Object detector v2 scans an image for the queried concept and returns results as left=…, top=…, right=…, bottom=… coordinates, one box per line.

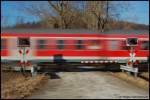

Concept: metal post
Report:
left=23, top=47, right=25, bottom=71
left=127, top=46, right=133, bottom=76
left=22, top=47, right=26, bottom=77
left=31, top=66, right=34, bottom=77
left=130, top=46, right=133, bottom=68
left=134, top=72, right=137, bottom=78
left=127, top=71, right=131, bottom=76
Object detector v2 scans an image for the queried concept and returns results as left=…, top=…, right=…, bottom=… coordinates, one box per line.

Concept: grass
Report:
left=111, top=72, right=149, bottom=90
left=1, top=72, right=48, bottom=99
left=140, top=72, right=149, bottom=79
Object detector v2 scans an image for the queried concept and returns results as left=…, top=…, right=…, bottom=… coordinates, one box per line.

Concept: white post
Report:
left=131, top=46, right=134, bottom=68
left=134, top=68, right=138, bottom=78
left=23, top=47, right=25, bottom=71
left=127, top=71, right=131, bottom=75
left=31, top=66, right=34, bottom=77
left=134, top=72, right=137, bottom=77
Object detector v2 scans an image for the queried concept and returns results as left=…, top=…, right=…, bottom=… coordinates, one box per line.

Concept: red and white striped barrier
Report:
left=81, top=60, right=117, bottom=64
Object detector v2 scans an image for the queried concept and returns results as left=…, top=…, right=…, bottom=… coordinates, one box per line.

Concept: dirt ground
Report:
left=27, top=72, right=149, bottom=99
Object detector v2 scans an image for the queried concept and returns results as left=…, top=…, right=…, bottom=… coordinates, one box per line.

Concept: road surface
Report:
left=27, top=72, right=149, bottom=99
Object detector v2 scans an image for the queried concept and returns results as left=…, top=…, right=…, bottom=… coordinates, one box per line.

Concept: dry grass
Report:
left=1, top=72, right=48, bottom=99
left=111, top=72, right=149, bottom=90
left=140, top=72, right=149, bottom=79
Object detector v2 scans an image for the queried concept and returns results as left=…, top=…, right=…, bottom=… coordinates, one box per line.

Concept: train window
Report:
left=108, top=40, right=119, bottom=50
left=37, top=40, right=46, bottom=49
left=57, top=40, right=64, bottom=49
left=88, top=40, right=100, bottom=49
left=76, top=40, right=84, bottom=49
left=18, top=38, right=30, bottom=47
left=141, top=41, right=149, bottom=50
left=1, top=39, right=6, bottom=49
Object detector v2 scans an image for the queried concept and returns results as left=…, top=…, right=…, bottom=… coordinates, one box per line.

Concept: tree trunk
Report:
left=97, top=19, right=101, bottom=31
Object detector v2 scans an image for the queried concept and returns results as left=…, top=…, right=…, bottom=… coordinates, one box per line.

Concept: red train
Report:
left=1, top=29, right=149, bottom=66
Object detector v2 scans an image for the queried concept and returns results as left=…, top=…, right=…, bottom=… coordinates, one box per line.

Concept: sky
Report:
left=119, top=1, right=149, bottom=25
left=1, top=1, right=149, bottom=27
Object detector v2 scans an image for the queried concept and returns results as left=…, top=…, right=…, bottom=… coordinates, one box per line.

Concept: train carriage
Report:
left=1, top=29, right=149, bottom=67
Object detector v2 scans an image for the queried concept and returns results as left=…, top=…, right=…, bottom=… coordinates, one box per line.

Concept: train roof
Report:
left=102, top=30, right=149, bottom=35
left=1, top=28, right=149, bottom=35
left=1, top=29, right=97, bottom=34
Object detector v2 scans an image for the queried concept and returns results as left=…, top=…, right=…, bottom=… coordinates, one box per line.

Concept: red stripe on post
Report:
left=19, top=61, right=22, bottom=65
left=26, top=61, right=30, bottom=66
left=19, top=50, right=22, bottom=54
left=128, top=61, right=131, bottom=65
left=26, top=50, right=29, bottom=54
left=134, top=60, right=139, bottom=65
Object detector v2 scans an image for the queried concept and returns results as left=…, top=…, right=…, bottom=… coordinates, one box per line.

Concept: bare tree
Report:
left=14, top=1, right=130, bottom=30
left=85, top=1, right=129, bottom=32
left=16, top=1, right=77, bottom=28
left=16, top=16, right=25, bottom=25
left=16, top=1, right=52, bottom=19
left=1, top=15, right=10, bottom=28
left=48, top=1, right=77, bottom=29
